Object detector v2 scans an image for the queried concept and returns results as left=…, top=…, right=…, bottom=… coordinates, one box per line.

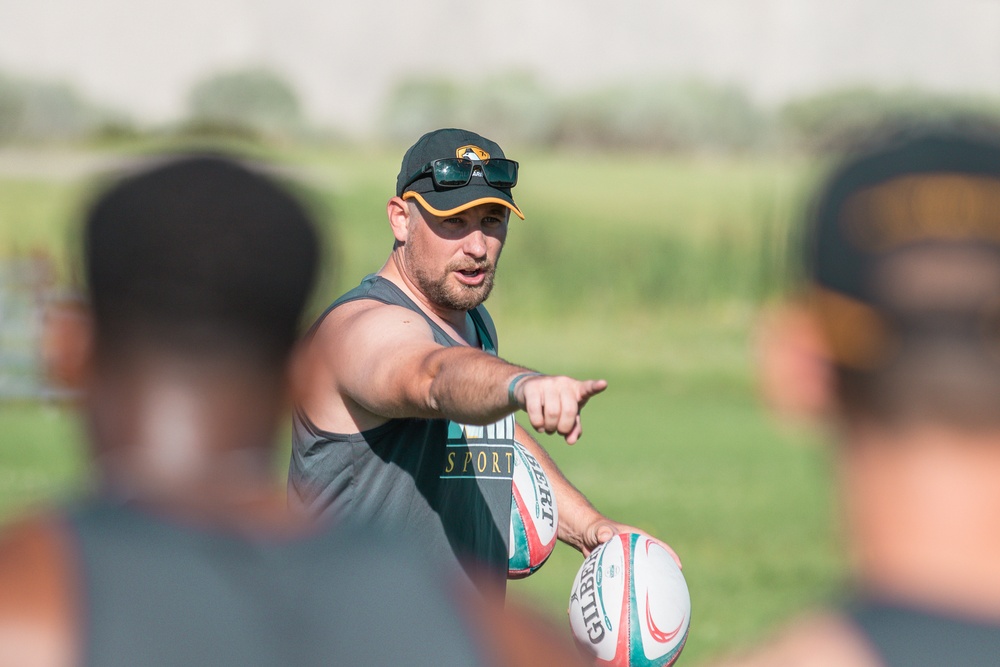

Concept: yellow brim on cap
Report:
left=809, top=285, right=894, bottom=370
left=403, top=191, right=525, bottom=220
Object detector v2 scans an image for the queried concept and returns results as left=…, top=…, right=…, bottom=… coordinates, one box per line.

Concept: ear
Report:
left=754, top=302, right=835, bottom=423
left=386, top=196, right=412, bottom=245
left=41, top=298, right=93, bottom=392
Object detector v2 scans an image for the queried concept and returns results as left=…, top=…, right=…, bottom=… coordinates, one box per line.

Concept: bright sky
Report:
left=1, top=0, right=998, bottom=132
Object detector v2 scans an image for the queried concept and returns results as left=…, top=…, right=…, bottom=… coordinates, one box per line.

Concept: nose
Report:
left=464, top=228, right=487, bottom=258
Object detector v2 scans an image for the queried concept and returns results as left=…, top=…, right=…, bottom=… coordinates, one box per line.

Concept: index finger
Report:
left=579, top=379, right=608, bottom=402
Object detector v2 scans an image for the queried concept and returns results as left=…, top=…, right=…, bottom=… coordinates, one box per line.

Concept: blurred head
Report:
left=801, top=121, right=1000, bottom=428
left=395, top=128, right=524, bottom=221
left=83, top=154, right=319, bottom=377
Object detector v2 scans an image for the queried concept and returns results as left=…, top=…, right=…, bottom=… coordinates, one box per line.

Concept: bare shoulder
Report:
left=311, top=298, right=437, bottom=353
left=0, top=513, right=76, bottom=667
left=709, top=612, right=882, bottom=667
left=298, top=297, right=445, bottom=430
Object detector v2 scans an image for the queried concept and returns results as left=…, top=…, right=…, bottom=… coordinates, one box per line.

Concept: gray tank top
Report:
left=847, top=596, right=1000, bottom=666
left=288, top=275, right=516, bottom=594
left=64, top=496, right=492, bottom=667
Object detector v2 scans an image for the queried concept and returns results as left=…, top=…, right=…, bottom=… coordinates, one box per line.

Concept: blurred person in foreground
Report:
left=288, top=127, right=679, bottom=596
left=712, top=122, right=1000, bottom=666
left=0, top=154, right=583, bottom=666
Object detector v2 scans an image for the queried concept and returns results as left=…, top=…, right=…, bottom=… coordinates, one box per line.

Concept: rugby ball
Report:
left=508, top=438, right=558, bottom=578
left=568, top=533, right=690, bottom=666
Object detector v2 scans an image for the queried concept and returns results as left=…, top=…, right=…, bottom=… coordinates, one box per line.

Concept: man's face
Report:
left=402, top=201, right=509, bottom=312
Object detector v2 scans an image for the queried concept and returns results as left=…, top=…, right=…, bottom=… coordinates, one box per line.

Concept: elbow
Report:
left=417, top=349, right=449, bottom=415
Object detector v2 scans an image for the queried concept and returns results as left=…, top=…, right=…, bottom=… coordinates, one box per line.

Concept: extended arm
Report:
left=312, top=301, right=606, bottom=442
left=514, top=422, right=681, bottom=565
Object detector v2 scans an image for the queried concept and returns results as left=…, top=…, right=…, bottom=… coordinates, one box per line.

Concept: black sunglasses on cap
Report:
left=402, top=157, right=519, bottom=191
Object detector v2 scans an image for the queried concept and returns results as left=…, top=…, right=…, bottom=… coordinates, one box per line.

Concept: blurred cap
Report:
left=396, top=128, right=524, bottom=220
left=805, top=124, right=1000, bottom=369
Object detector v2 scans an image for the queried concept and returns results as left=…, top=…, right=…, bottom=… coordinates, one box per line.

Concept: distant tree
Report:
left=553, top=79, right=769, bottom=153
left=462, top=71, right=557, bottom=144
left=18, top=81, right=98, bottom=139
left=778, top=87, right=1000, bottom=152
left=380, top=71, right=556, bottom=144
left=380, top=77, right=462, bottom=142
left=0, top=73, right=24, bottom=142
left=0, top=70, right=122, bottom=144
left=381, top=73, right=770, bottom=153
left=186, top=66, right=303, bottom=137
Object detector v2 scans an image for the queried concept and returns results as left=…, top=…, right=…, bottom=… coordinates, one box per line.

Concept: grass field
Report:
left=0, top=141, right=846, bottom=664
left=499, top=308, right=846, bottom=664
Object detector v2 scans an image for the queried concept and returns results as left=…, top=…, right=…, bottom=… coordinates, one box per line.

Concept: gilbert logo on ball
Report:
left=508, top=439, right=558, bottom=578
left=568, top=533, right=690, bottom=666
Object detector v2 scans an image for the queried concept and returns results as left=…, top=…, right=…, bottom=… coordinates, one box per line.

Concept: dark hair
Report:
left=83, top=154, right=319, bottom=369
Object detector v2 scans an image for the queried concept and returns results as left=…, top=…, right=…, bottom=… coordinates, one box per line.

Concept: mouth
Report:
left=454, top=266, right=488, bottom=286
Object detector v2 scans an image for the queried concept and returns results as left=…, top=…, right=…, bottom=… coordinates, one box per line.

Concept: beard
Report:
left=404, top=231, right=501, bottom=312
left=410, top=257, right=498, bottom=312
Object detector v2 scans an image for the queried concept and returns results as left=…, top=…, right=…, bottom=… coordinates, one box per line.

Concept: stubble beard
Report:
left=404, top=232, right=501, bottom=312
left=411, top=258, right=498, bottom=312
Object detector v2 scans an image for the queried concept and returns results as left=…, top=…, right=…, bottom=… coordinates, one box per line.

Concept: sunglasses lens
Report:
left=433, top=159, right=473, bottom=187
left=483, top=159, right=518, bottom=188
left=426, top=158, right=518, bottom=189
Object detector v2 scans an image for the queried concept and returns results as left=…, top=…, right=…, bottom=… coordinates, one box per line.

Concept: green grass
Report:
left=497, top=306, right=845, bottom=664
left=0, top=402, right=88, bottom=519
left=0, top=142, right=846, bottom=665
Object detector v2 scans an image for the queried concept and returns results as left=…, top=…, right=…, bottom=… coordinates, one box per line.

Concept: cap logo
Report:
left=456, top=145, right=490, bottom=162
left=843, top=173, right=1000, bottom=252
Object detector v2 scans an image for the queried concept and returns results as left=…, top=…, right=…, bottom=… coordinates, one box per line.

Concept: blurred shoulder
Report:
left=709, top=612, right=882, bottom=667
left=459, top=583, right=588, bottom=667
left=0, top=512, right=76, bottom=666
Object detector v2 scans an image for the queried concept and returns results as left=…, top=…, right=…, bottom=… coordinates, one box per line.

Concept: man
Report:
left=289, top=127, right=677, bottom=593
left=0, top=154, right=583, bottom=666
left=713, top=123, right=1000, bottom=666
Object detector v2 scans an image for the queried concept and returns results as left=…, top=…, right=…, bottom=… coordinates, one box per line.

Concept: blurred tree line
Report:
left=2, top=64, right=1000, bottom=153
left=0, top=66, right=306, bottom=145
left=382, top=72, right=1000, bottom=153
left=0, top=70, right=126, bottom=143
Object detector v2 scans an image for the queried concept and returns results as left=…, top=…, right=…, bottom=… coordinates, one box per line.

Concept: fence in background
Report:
left=0, top=255, right=71, bottom=401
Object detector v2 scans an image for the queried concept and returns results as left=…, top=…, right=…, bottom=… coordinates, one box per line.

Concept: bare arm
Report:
left=314, top=302, right=606, bottom=441
left=0, top=516, right=76, bottom=667
left=514, top=422, right=681, bottom=564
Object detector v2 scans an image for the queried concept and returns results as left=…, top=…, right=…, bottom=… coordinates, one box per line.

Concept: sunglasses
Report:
left=402, top=157, right=519, bottom=191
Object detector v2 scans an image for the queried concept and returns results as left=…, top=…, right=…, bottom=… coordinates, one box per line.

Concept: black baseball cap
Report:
left=805, top=124, right=1000, bottom=369
left=395, top=128, right=524, bottom=220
